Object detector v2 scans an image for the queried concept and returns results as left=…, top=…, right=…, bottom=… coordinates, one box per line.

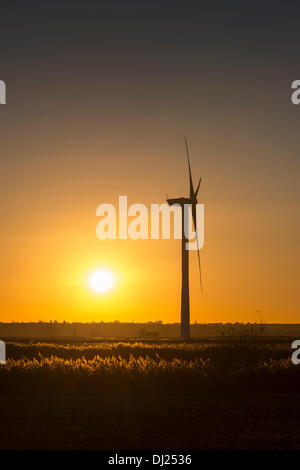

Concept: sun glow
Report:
left=90, top=269, right=114, bottom=293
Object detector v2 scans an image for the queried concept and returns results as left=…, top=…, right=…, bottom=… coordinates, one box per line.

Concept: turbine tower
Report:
left=167, top=137, right=202, bottom=338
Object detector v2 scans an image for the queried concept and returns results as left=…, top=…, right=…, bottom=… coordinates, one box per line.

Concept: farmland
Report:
left=1, top=338, right=300, bottom=449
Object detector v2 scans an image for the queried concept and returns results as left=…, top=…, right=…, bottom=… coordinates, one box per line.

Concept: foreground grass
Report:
left=5, top=340, right=290, bottom=362
left=1, top=340, right=300, bottom=449
left=0, top=340, right=298, bottom=395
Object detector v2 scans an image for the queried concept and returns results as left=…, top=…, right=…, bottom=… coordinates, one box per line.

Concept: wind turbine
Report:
left=167, top=137, right=202, bottom=338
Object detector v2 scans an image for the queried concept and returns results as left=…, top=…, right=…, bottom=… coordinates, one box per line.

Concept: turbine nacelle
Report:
left=167, top=197, right=192, bottom=207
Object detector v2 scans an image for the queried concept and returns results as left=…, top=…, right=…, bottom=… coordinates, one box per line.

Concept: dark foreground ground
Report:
left=1, top=394, right=300, bottom=449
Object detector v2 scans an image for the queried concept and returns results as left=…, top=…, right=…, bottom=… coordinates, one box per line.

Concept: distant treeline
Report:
left=1, top=321, right=300, bottom=339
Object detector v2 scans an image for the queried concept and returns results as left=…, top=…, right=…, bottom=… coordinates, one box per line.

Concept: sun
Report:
left=90, top=269, right=114, bottom=293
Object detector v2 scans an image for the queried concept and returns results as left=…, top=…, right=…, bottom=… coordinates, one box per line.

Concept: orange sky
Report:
left=0, top=123, right=299, bottom=323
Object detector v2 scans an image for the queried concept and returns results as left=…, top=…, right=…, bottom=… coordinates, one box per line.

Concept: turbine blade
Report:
left=192, top=204, right=203, bottom=292
left=195, top=177, right=201, bottom=197
left=185, top=136, right=194, bottom=198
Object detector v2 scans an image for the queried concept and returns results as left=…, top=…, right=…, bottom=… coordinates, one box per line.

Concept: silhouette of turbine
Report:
left=167, top=137, right=202, bottom=338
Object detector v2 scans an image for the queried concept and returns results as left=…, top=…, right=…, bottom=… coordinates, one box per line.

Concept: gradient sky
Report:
left=0, top=1, right=299, bottom=323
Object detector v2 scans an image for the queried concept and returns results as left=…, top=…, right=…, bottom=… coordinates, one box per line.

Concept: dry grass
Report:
left=0, top=339, right=298, bottom=395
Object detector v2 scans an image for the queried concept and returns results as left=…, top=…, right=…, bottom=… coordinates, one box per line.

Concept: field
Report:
left=1, top=338, right=300, bottom=449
